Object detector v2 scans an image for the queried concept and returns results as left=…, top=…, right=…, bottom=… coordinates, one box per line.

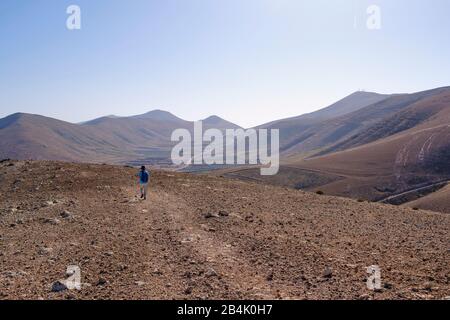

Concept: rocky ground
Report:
left=0, top=160, right=449, bottom=300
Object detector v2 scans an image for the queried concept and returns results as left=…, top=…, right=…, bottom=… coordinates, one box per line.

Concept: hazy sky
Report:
left=1, top=0, right=450, bottom=128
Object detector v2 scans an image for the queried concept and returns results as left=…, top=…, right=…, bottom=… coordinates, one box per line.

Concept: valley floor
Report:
left=0, top=161, right=449, bottom=300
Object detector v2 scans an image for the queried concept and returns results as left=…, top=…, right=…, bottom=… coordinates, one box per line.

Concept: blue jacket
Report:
left=138, top=170, right=150, bottom=184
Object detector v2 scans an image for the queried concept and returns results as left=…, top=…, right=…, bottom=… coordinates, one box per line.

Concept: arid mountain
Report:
left=272, top=87, right=449, bottom=157
left=0, top=160, right=448, bottom=299
left=202, top=115, right=242, bottom=130
left=2, top=87, right=450, bottom=210
left=222, top=87, right=450, bottom=208
left=283, top=87, right=450, bottom=200
left=258, top=91, right=391, bottom=154
left=311, top=87, right=450, bottom=157
left=0, top=112, right=240, bottom=166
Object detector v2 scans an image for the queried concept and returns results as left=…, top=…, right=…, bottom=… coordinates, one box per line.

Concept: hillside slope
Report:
left=404, top=184, right=450, bottom=214
left=0, top=112, right=240, bottom=166
left=279, top=87, right=450, bottom=157
left=226, top=87, right=450, bottom=203
left=258, top=91, right=391, bottom=154
left=0, top=160, right=449, bottom=300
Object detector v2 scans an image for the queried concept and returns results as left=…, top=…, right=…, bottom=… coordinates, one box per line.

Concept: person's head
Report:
left=141, top=166, right=146, bottom=171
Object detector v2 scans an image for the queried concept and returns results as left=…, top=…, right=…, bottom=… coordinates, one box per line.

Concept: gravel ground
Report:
left=0, top=160, right=448, bottom=300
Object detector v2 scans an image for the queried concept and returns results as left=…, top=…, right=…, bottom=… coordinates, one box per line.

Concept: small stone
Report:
left=218, top=210, right=229, bottom=217
left=205, top=268, right=218, bottom=278
left=118, top=264, right=128, bottom=271
left=424, top=282, right=433, bottom=292
left=204, top=212, right=219, bottom=219
left=383, top=282, right=393, bottom=290
left=60, top=210, right=73, bottom=219
left=39, top=247, right=53, bottom=255
left=135, top=281, right=146, bottom=286
left=152, top=268, right=163, bottom=275
left=43, top=218, right=60, bottom=225
left=323, top=267, right=333, bottom=279
left=266, top=272, right=274, bottom=281
left=358, top=294, right=371, bottom=300
left=184, top=287, right=193, bottom=295
left=51, top=281, right=68, bottom=293
left=96, top=278, right=107, bottom=286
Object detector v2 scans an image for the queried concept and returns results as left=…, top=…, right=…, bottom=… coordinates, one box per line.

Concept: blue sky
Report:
left=1, top=0, right=450, bottom=128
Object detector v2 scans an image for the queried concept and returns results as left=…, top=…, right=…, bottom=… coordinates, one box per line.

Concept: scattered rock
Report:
left=266, top=272, right=274, bottom=281
left=218, top=210, right=229, bottom=217
left=118, top=264, right=128, bottom=271
left=60, top=210, right=73, bottom=219
left=205, top=268, right=218, bottom=278
left=358, top=294, right=371, bottom=300
left=152, top=268, right=163, bottom=275
left=383, top=282, right=393, bottom=290
left=322, top=267, right=333, bottom=279
left=204, top=212, right=219, bottom=219
left=184, top=287, right=193, bottom=295
left=135, top=281, right=146, bottom=286
left=38, top=247, right=53, bottom=255
left=42, top=217, right=61, bottom=225
left=51, top=281, right=68, bottom=293
left=423, top=282, right=433, bottom=292
left=96, top=278, right=107, bottom=286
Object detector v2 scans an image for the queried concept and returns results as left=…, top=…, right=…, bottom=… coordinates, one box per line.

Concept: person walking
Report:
left=137, top=166, right=150, bottom=200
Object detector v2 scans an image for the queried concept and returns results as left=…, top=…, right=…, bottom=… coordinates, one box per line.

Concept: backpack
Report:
left=141, top=171, right=149, bottom=183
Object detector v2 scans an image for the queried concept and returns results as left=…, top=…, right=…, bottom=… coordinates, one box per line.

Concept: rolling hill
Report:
left=283, top=87, right=450, bottom=200
left=403, top=184, right=450, bottom=213
left=222, top=87, right=450, bottom=207
left=2, top=86, right=450, bottom=210
left=257, top=91, right=391, bottom=155
left=0, top=112, right=240, bottom=166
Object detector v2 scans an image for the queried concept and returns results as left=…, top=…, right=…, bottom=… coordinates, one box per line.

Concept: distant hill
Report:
left=288, top=87, right=450, bottom=200
left=202, top=115, right=242, bottom=130
left=258, top=91, right=391, bottom=155
left=3, top=87, right=450, bottom=210
left=131, top=109, right=187, bottom=122
left=0, top=111, right=240, bottom=166
left=223, top=87, right=450, bottom=209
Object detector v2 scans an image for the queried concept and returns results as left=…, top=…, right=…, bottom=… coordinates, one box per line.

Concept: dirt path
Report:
left=133, top=187, right=276, bottom=299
